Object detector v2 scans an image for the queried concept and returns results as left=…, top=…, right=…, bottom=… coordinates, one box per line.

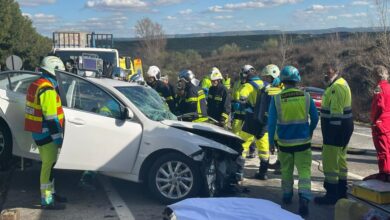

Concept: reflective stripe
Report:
left=320, top=113, right=353, bottom=119
left=278, top=120, right=309, bottom=125
left=45, top=115, right=58, bottom=120
left=214, top=96, right=223, bottom=101
left=51, top=133, right=63, bottom=139
left=25, top=114, right=43, bottom=122
left=278, top=137, right=311, bottom=144
left=330, top=121, right=342, bottom=125
left=40, top=183, right=52, bottom=190
left=26, top=101, right=42, bottom=109
left=186, top=97, right=198, bottom=102
left=166, top=96, right=173, bottom=101
left=221, top=113, right=229, bottom=119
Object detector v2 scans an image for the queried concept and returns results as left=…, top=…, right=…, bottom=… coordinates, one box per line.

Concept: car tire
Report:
left=0, top=122, right=12, bottom=171
left=148, top=152, right=201, bottom=204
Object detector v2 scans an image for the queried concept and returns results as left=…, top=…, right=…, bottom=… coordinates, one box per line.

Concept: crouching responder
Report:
left=176, top=69, right=208, bottom=122
left=207, top=68, right=231, bottom=127
left=314, top=61, right=354, bottom=205
left=146, top=66, right=176, bottom=112
left=25, top=56, right=67, bottom=210
left=249, top=64, right=283, bottom=180
left=239, top=65, right=264, bottom=159
left=268, top=66, right=318, bottom=217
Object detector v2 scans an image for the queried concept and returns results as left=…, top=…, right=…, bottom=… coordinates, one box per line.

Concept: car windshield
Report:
left=115, top=86, right=177, bottom=121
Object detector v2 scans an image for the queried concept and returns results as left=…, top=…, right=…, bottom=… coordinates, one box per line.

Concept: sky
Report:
left=17, top=0, right=378, bottom=38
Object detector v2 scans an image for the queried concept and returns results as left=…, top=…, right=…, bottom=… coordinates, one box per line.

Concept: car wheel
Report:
left=148, top=152, right=201, bottom=204
left=0, top=123, right=12, bottom=171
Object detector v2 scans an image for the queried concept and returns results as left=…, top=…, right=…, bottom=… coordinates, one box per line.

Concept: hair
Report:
left=373, top=65, right=389, bottom=80
left=323, top=59, right=341, bottom=73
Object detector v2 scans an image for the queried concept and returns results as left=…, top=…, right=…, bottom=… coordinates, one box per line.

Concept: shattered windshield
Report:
left=116, top=86, right=177, bottom=121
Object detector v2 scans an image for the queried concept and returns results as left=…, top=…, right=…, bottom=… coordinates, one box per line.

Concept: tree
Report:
left=0, top=0, right=52, bottom=70
left=134, top=18, right=167, bottom=66
left=279, top=31, right=293, bottom=66
left=211, top=43, right=241, bottom=57
left=374, top=0, right=390, bottom=67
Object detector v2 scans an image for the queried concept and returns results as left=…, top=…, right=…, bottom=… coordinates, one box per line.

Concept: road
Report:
left=0, top=123, right=379, bottom=220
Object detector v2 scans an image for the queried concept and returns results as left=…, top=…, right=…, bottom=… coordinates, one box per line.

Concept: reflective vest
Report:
left=201, top=76, right=212, bottom=96
left=274, top=88, right=311, bottom=147
left=25, top=78, right=64, bottom=133
left=231, top=80, right=246, bottom=120
left=222, top=77, right=231, bottom=89
left=240, top=78, right=264, bottom=113
left=320, top=77, right=353, bottom=147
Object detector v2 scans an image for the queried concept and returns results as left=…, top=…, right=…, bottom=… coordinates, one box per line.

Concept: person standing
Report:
left=146, top=66, right=176, bottom=112
left=268, top=66, right=319, bottom=217
left=314, top=61, right=354, bottom=205
left=24, top=56, right=67, bottom=209
left=207, top=70, right=231, bottom=127
left=366, top=65, right=390, bottom=181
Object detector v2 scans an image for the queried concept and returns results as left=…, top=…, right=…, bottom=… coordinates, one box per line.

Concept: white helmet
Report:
left=41, top=56, right=65, bottom=76
left=210, top=67, right=223, bottom=80
left=147, top=66, right=161, bottom=80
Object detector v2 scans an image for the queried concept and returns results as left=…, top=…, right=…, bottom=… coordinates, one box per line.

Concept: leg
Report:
left=374, top=132, right=390, bottom=174
left=338, top=147, right=348, bottom=199
left=240, top=131, right=255, bottom=158
left=279, top=151, right=294, bottom=204
left=255, top=132, right=270, bottom=180
left=295, top=149, right=312, bottom=217
left=314, top=144, right=340, bottom=205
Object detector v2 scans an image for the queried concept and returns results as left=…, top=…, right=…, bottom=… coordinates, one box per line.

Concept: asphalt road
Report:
left=0, top=123, right=380, bottom=220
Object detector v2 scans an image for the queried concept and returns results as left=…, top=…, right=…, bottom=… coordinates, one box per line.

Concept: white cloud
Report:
left=154, top=0, right=181, bottom=5
left=208, top=0, right=301, bottom=12
left=327, top=15, right=338, bottom=20
left=166, top=16, right=177, bottom=20
left=197, top=21, right=217, bottom=29
left=17, top=0, right=56, bottom=7
left=340, top=12, right=367, bottom=18
left=179, top=9, right=192, bottom=15
left=214, top=15, right=233, bottom=19
left=257, top=22, right=266, bottom=27
left=85, top=0, right=148, bottom=9
left=24, top=13, right=58, bottom=24
left=304, top=4, right=344, bottom=14
left=351, top=1, right=370, bottom=6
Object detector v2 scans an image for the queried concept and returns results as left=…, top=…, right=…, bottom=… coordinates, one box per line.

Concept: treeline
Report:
left=0, top=0, right=52, bottom=70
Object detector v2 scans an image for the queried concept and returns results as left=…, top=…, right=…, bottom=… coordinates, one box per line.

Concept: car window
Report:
left=57, top=72, right=121, bottom=118
left=0, top=73, right=40, bottom=94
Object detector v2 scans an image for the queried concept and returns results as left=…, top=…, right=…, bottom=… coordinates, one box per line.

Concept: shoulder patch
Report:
left=374, top=86, right=382, bottom=94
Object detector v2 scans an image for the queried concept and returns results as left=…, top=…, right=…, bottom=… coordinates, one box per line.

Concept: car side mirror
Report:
left=124, top=107, right=134, bottom=120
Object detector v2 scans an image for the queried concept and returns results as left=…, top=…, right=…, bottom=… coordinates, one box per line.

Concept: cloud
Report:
left=197, top=21, right=217, bottom=29
left=256, top=22, right=266, bottom=27
left=304, top=4, right=344, bottom=14
left=327, top=15, right=338, bottom=20
left=214, top=15, right=233, bottom=20
left=17, top=0, right=56, bottom=7
left=85, top=0, right=148, bottom=10
left=208, top=0, right=301, bottom=12
left=351, top=1, right=370, bottom=6
left=166, top=16, right=177, bottom=20
left=154, top=0, right=181, bottom=5
left=179, top=9, right=192, bottom=15
left=24, top=13, right=58, bottom=24
left=340, top=12, right=367, bottom=18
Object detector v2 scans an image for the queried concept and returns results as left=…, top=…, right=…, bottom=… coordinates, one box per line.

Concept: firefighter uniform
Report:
left=207, top=82, right=231, bottom=126
left=268, top=88, right=318, bottom=205
left=177, top=83, right=208, bottom=122
left=148, top=80, right=176, bottom=112
left=239, top=77, right=265, bottom=157
left=25, top=72, right=64, bottom=208
left=371, top=80, right=390, bottom=174
left=315, top=77, right=353, bottom=204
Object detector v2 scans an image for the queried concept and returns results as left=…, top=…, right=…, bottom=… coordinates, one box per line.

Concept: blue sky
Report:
left=17, top=0, right=376, bottom=37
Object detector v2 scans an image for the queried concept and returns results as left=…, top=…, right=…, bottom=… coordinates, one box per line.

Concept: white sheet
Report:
left=168, top=197, right=303, bottom=220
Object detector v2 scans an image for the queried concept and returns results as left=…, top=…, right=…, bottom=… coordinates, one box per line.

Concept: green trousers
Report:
left=38, top=142, right=58, bottom=205
left=322, top=144, right=348, bottom=184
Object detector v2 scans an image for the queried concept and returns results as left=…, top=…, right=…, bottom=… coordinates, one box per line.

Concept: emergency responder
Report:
left=24, top=56, right=67, bottom=210
left=314, top=61, right=354, bottom=205
left=176, top=69, right=208, bottom=122
left=268, top=66, right=319, bottom=217
left=201, top=71, right=212, bottom=96
left=239, top=65, right=264, bottom=158
left=161, top=73, right=177, bottom=108
left=366, top=65, right=390, bottom=181
left=222, top=73, right=231, bottom=90
left=207, top=69, right=231, bottom=127
left=146, top=66, right=176, bottom=112
left=250, top=64, right=283, bottom=180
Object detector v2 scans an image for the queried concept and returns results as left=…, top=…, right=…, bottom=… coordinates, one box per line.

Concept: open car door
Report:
left=54, top=71, right=142, bottom=173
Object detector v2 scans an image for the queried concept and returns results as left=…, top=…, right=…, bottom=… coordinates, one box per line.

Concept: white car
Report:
left=0, top=70, right=244, bottom=203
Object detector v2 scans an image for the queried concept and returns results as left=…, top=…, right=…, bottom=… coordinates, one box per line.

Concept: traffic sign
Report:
left=5, top=55, right=23, bottom=70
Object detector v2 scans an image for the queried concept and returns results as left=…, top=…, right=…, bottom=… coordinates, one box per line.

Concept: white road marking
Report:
left=353, top=132, right=372, bottom=138
left=99, top=175, right=135, bottom=220
left=311, top=160, right=364, bottom=180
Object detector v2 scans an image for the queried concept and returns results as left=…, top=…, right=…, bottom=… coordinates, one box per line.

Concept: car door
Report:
left=0, top=71, right=40, bottom=155
left=54, top=71, right=142, bottom=173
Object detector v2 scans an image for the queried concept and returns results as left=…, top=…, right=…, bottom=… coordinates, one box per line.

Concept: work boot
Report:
left=338, top=180, right=348, bottom=200
left=41, top=202, right=66, bottom=210
left=314, top=182, right=339, bottom=205
left=282, top=193, right=293, bottom=205
left=247, top=144, right=256, bottom=158
left=298, top=197, right=309, bottom=217
left=255, top=160, right=269, bottom=180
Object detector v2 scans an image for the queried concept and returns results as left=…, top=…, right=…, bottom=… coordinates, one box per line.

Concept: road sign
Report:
left=5, top=55, right=23, bottom=70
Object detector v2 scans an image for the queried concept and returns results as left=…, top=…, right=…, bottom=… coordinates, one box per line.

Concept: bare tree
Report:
left=279, top=31, right=293, bottom=66
left=134, top=18, right=167, bottom=66
left=375, top=0, right=390, bottom=66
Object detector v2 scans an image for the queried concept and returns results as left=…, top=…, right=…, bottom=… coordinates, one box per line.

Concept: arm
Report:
left=222, top=89, right=231, bottom=118
left=39, top=89, right=63, bottom=146
left=268, top=97, right=277, bottom=147
left=329, top=84, right=348, bottom=116
left=371, top=90, right=383, bottom=123
left=308, top=98, right=319, bottom=137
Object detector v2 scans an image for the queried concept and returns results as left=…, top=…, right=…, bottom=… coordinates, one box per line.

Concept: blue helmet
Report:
left=280, top=66, right=301, bottom=82
left=178, top=69, right=195, bottom=83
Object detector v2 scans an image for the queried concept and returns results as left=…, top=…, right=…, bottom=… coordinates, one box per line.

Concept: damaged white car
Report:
left=0, top=70, right=244, bottom=203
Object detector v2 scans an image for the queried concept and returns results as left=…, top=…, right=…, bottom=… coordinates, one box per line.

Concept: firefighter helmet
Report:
left=280, top=65, right=301, bottom=82
left=40, top=56, right=65, bottom=76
